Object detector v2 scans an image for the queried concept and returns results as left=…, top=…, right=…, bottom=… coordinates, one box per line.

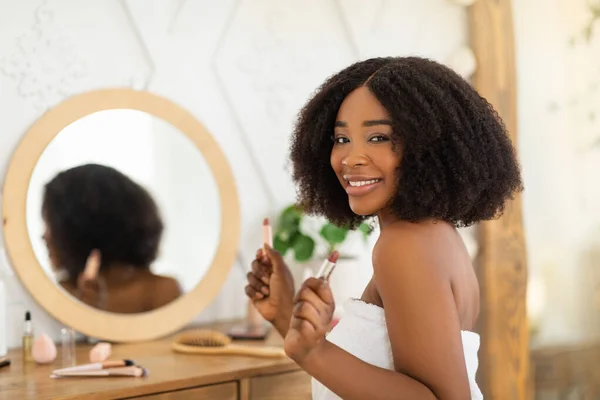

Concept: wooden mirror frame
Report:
left=2, top=89, right=240, bottom=342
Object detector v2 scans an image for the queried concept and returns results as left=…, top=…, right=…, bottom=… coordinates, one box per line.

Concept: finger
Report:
left=251, top=260, right=271, bottom=284
left=293, top=278, right=324, bottom=302
left=290, top=314, right=318, bottom=336
left=76, top=277, right=103, bottom=305
left=294, top=285, right=335, bottom=333
left=263, top=244, right=285, bottom=272
left=256, top=248, right=271, bottom=264
left=246, top=272, right=270, bottom=296
left=294, top=286, right=328, bottom=316
left=80, top=279, right=101, bottom=291
left=245, top=285, right=264, bottom=300
left=77, top=273, right=95, bottom=292
left=82, top=249, right=101, bottom=281
left=293, top=301, right=322, bottom=328
left=302, top=277, right=335, bottom=307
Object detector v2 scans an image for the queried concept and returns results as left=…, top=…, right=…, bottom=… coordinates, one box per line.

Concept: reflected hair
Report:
left=42, top=163, right=164, bottom=283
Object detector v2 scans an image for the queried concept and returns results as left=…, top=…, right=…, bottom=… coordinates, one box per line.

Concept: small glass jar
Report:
left=60, top=327, right=76, bottom=368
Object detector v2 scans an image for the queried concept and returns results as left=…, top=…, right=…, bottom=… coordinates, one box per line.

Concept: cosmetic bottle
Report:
left=22, top=311, right=34, bottom=362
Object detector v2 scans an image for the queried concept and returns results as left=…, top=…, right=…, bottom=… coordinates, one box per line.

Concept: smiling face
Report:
left=330, top=86, right=402, bottom=219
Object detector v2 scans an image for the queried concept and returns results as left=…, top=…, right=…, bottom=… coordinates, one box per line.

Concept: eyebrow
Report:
left=334, top=119, right=393, bottom=127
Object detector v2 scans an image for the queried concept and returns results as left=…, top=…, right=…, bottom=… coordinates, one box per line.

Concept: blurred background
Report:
left=0, top=0, right=598, bottom=398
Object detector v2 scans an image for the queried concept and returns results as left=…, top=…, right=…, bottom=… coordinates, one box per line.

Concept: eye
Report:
left=333, top=136, right=349, bottom=145
left=369, top=135, right=390, bottom=143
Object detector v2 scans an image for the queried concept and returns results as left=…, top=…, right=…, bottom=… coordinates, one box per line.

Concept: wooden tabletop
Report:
left=0, top=320, right=300, bottom=400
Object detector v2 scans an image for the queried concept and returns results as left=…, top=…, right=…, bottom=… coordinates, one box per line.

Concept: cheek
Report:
left=386, top=158, right=401, bottom=178
left=373, top=147, right=401, bottom=176
left=330, top=150, right=342, bottom=171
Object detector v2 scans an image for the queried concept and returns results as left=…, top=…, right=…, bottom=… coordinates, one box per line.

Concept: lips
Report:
left=342, top=175, right=383, bottom=196
left=348, top=179, right=381, bottom=187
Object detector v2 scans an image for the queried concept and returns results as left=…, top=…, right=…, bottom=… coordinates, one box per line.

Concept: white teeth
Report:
left=348, top=179, right=380, bottom=187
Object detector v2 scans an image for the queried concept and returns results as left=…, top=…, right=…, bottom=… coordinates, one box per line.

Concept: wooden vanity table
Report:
left=0, top=321, right=312, bottom=400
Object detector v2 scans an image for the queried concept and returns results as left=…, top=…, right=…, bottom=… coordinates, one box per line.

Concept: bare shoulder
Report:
left=147, top=274, right=184, bottom=309
left=373, top=220, right=479, bottom=330
left=155, top=275, right=183, bottom=295
left=372, top=220, right=453, bottom=280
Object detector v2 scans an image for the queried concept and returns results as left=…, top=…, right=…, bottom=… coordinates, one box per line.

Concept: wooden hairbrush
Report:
left=171, top=329, right=287, bottom=358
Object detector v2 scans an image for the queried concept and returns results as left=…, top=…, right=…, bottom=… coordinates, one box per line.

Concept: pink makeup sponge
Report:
left=89, top=342, right=111, bottom=363
left=32, top=333, right=57, bottom=364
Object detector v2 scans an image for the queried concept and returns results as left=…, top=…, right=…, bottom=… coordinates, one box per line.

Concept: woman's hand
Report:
left=284, top=277, right=335, bottom=363
left=244, top=245, right=295, bottom=336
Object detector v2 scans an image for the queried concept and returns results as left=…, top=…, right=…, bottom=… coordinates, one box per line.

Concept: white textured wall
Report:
left=0, top=0, right=469, bottom=348
left=514, top=0, right=600, bottom=347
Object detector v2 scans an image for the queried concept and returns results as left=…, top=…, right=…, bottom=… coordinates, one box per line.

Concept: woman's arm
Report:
left=371, top=224, right=472, bottom=399
left=286, top=224, right=472, bottom=400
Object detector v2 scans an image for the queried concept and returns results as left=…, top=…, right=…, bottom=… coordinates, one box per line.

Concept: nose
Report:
left=342, top=146, right=368, bottom=168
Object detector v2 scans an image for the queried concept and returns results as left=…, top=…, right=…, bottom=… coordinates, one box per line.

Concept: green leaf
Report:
left=319, top=223, right=348, bottom=246
left=292, top=233, right=315, bottom=262
left=273, top=233, right=291, bottom=255
left=358, top=222, right=371, bottom=241
left=276, top=229, right=299, bottom=243
left=277, top=205, right=303, bottom=234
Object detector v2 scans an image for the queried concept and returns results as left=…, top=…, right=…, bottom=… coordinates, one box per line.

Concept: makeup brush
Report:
left=52, top=359, right=135, bottom=374
left=50, top=365, right=148, bottom=378
left=316, top=250, right=339, bottom=281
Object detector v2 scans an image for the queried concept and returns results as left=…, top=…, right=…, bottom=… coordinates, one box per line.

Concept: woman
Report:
left=42, top=163, right=182, bottom=313
left=244, top=57, right=522, bottom=399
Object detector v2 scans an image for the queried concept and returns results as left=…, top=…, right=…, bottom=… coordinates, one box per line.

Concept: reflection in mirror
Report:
left=26, top=109, right=221, bottom=314
left=40, top=163, right=181, bottom=313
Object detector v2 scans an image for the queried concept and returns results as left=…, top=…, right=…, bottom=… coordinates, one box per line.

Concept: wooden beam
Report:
left=468, top=1, right=530, bottom=399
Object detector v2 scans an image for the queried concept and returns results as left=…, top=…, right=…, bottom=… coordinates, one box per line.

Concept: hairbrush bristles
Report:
left=173, top=329, right=231, bottom=351
left=182, top=336, right=226, bottom=348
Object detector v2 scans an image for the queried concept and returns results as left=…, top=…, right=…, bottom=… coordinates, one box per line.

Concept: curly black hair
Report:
left=42, top=163, right=163, bottom=282
left=290, top=56, right=523, bottom=229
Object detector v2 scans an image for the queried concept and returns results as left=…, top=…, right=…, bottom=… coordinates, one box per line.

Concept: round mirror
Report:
left=27, top=109, right=222, bottom=308
left=3, top=89, right=240, bottom=342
